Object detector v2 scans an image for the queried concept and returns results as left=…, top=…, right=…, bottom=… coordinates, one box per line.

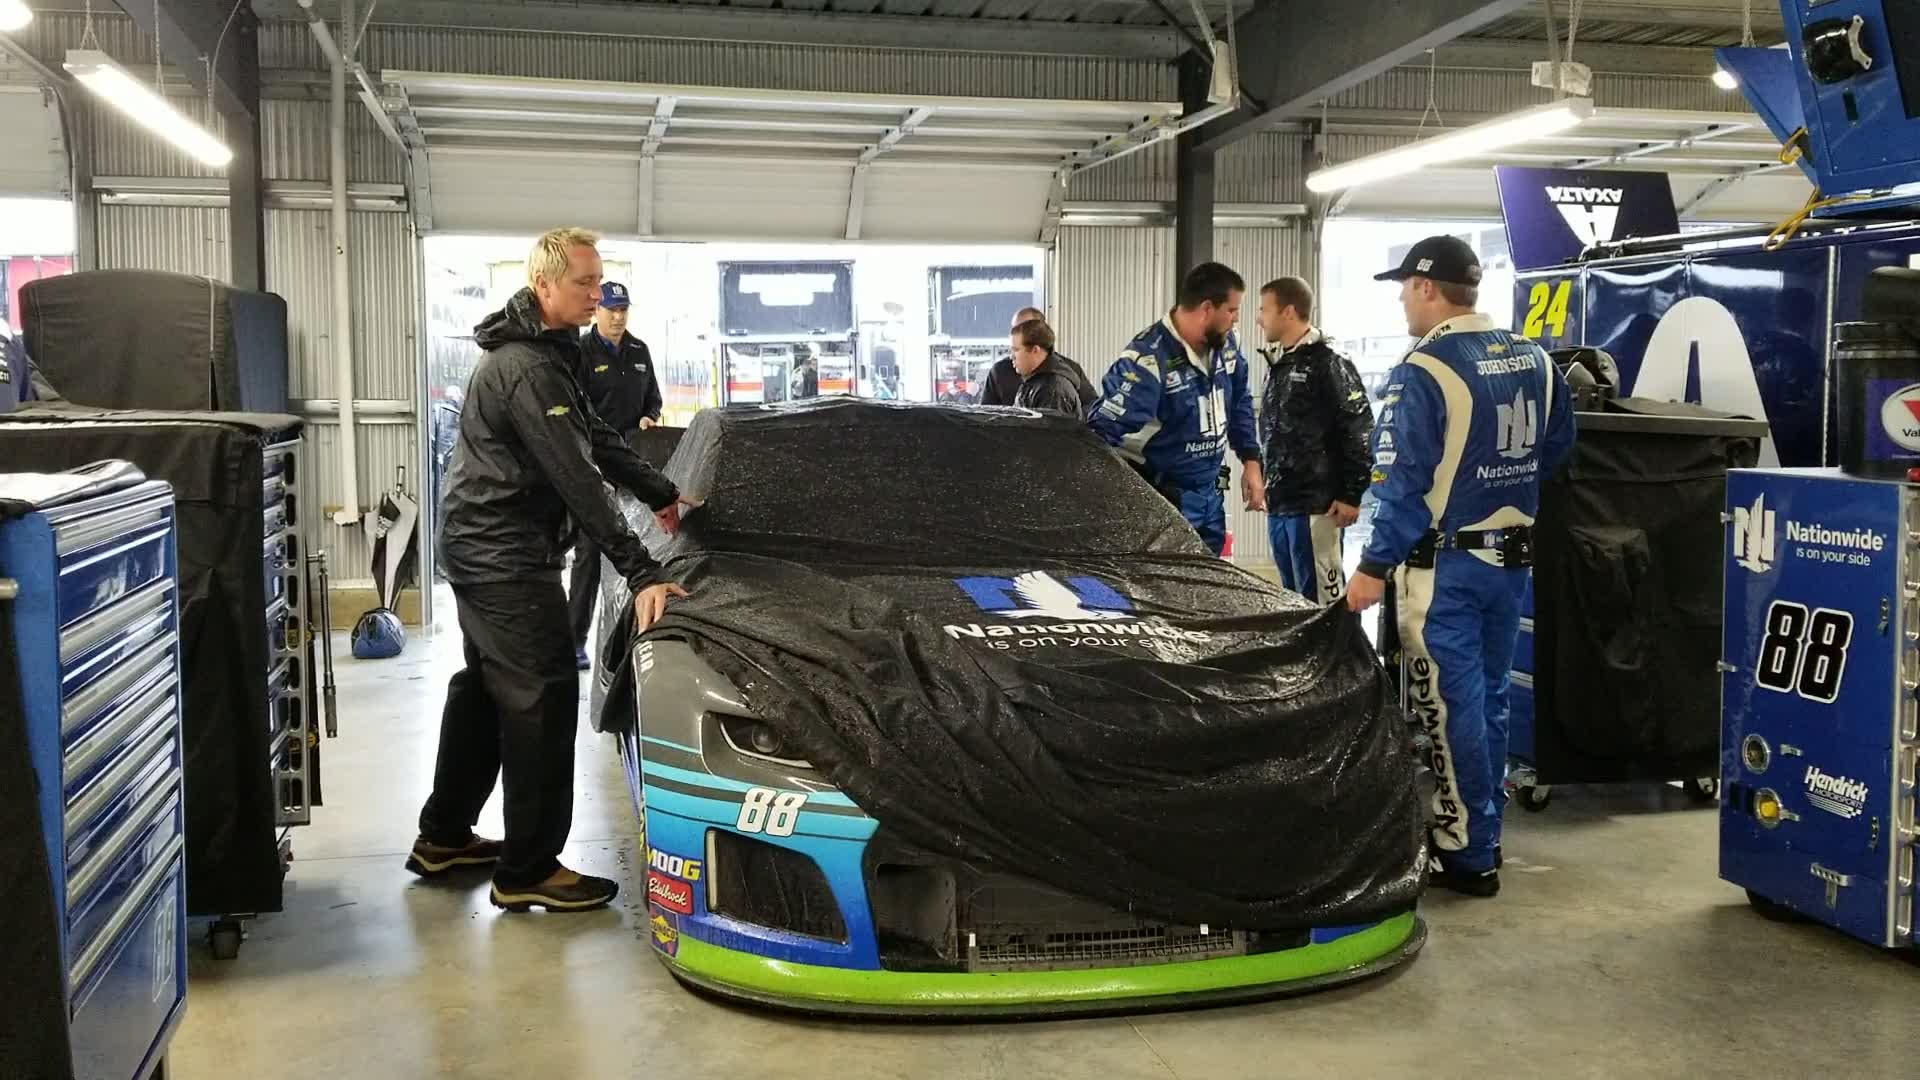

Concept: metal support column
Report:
left=224, top=12, right=265, bottom=291
left=1174, top=51, right=1216, bottom=291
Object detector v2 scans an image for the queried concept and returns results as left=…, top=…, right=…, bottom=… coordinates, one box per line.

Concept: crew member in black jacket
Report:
left=1255, top=276, right=1373, bottom=605
left=410, top=227, right=696, bottom=913
left=1008, top=318, right=1084, bottom=416
left=980, top=305, right=1097, bottom=411
left=569, top=280, right=663, bottom=666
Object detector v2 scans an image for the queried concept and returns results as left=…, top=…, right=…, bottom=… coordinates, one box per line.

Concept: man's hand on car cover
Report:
left=654, top=494, right=704, bottom=536
left=634, top=583, right=689, bottom=631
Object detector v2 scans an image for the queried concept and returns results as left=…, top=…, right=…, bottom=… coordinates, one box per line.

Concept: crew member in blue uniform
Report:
left=1345, top=236, right=1575, bottom=897
left=1089, top=262, right=1262, bottom=554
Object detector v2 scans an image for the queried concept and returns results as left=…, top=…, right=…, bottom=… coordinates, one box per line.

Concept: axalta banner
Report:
left=1494, top=166, right=1681, bottom=271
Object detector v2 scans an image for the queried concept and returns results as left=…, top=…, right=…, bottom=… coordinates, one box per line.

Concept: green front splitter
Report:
left=658, top=911, right=1425, bottom=1019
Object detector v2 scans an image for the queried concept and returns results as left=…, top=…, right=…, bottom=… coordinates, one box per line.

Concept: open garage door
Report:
left=383, top=71, right=1173, bottom=243
left=0, top=85, right=67, bottom=198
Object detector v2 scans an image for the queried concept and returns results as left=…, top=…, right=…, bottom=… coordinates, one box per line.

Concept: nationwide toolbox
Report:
left=1721, top=467, right=1920, bottom=947
left=0, top=463, right=187, bottom=1080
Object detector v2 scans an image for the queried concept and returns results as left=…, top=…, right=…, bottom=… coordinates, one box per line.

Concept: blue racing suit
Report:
left=1358, top=314, right=1575, bottom=874
left=1089, top=316, right=1259, bottom=554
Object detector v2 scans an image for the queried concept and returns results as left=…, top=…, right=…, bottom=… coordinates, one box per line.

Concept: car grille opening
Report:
left=708, top=830, right=848, bottom=943
left=864, top=833, right=1309, bottom=973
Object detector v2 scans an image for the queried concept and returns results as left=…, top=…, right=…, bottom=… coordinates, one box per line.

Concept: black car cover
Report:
left=605, top=400, right=1425, bottom=930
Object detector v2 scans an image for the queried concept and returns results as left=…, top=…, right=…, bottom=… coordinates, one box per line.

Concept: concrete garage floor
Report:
left=167, top=617, right=1913, bottom=1080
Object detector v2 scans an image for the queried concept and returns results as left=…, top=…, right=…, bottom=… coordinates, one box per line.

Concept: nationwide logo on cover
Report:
left=943, top=571, right=1210, bottom=650
left=647, top=872, right=694, bottom=915
left=1804, top=766, right=1868, bottom=820
left=1880, top=383, right=1920, bottom=451
left=1732, top=495, right=1776, bottom=574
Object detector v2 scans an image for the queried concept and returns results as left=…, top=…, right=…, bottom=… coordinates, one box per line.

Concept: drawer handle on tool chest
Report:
left=52, top=497, right=170, bottom=557
left=59, top=579, right=173, bottom=665
left=66, top=777, right=178, bottom=907
left=62, top=675, right=175, bottom=788
left=60, top=635, right=177, bottom=739
left=63, top=722, right=175, bottom=852
left=68, top=838, right=182, bottom=993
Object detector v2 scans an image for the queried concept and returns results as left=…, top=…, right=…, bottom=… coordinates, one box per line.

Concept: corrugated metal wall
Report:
left=95, top=204, right=230, bottom=276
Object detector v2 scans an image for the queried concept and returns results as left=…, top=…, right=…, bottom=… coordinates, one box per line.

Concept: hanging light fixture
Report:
left=1713, top=0, right=1756, bottom=90
left=0, top=0, right=33, bottom=32
left=1305, top=97, right=1594, bottom=194
left=63, top=48, right=233, bottom=168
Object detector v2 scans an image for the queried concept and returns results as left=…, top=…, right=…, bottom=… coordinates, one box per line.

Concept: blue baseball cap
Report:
left=597, top=281, right=631, bottom=309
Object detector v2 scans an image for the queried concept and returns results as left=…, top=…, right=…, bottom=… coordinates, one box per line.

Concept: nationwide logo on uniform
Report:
left=1732, top=495, right=1776, bottom=574
left=1881, top=383, right=1920, bottom=452
left=943, top=571, right=1210, bottom=646
left=1804, top=766, right=1868, bottom=819
left=1494, top=390, right=1538, bottom=460
left=1546, top=185, right=1625, bottom=247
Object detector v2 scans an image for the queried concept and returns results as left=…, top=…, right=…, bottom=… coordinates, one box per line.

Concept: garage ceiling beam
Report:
left=1196, top=0, right=1532, bottom=153
left=1560, top=1, right=1782, bottom=29
left=638, top=96, right=674, bottom=238
left=252, top=0, right=1183, bottom=60
left=1437, top=37, right=1744, bottom=77
left=115, top=0, right=259, bottom=120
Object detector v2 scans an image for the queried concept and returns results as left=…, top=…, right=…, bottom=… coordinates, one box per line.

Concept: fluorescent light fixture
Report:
left=0, top=0, right=31, bottom=32
left=1306, top=97, right=1595, bottom=194
left=62, top=49, right=232, bottom=168
left=1712, top=67, right=1740, bottom=90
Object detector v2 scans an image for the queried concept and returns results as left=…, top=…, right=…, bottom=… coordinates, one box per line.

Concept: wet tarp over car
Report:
left=599, top=400, right=1425, bottom=930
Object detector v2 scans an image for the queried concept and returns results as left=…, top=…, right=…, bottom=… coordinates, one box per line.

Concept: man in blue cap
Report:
left=569, top=280, right=665, bottom=668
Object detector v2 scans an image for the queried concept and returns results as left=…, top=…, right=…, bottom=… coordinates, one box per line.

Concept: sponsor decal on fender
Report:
left=647, top=871, right=694, bottom=915
left=647, top=847, right=703, bottom=882
left=649, top=905, right=681, bottom=957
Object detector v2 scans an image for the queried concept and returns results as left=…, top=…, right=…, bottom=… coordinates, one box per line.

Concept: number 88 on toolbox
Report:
left=1720, top=467, right=1919, bottom=948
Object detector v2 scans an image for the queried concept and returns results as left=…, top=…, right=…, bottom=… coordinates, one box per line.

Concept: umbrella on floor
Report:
left=353, top=467, right=418, bottom=659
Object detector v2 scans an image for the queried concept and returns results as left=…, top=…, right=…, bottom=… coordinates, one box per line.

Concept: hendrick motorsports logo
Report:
left=945, top=571, right=1210, bottom=650
left=1804, top=766, right=1868, bottom=820
left=1881, top=383, right=1920, bottom=451
left=1546, top=184, right=1624, bottom=247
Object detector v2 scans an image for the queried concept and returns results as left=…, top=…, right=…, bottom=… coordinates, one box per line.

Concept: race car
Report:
left=595, top=401, right=1426, bottom=1017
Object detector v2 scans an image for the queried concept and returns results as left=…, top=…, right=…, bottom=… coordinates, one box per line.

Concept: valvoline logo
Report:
left=1879, top=383, right=1920, bottom=452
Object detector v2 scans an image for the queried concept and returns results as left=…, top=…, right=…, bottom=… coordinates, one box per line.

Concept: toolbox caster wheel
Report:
left=1684, top=776, right=1720, bottom=805
left=1745, top=889, right=1806, bottom=924
left=1517, top=785, right=1552, bottom=812
left=209, top=919, right=244, bottom=960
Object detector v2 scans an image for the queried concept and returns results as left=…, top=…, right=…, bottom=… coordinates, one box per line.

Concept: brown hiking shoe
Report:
left=489, top=866, right=619, bottom=913
left=404, top=834, right=504, bottom=876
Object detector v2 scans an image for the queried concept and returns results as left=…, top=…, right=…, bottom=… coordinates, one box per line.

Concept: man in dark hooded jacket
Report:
left=409, top=227, right=697, bottom=913
left=980, top=305, right=1097, bottom=410
left=1008, top=318, right=1085, bottom=416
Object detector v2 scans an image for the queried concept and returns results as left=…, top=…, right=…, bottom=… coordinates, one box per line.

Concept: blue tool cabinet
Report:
left=1721, top=467, right=1920, bottom=949
left=1, top=474, right=187, bottom=1080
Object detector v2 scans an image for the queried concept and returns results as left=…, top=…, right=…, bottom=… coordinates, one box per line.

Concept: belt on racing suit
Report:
left=1131, top=461, right=1233, bottom=502
left=1405, top=525, right=1536, bottom=570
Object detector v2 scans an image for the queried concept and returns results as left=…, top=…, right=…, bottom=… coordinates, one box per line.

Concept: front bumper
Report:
left=655, top=911, right=1425, bottom=1019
